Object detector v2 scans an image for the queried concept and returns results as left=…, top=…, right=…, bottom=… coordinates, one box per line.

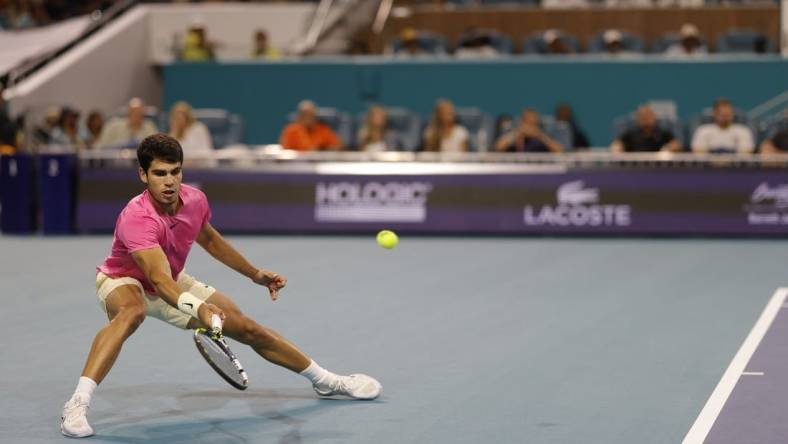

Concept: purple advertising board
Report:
left=75, top=165, right=788, bottom=235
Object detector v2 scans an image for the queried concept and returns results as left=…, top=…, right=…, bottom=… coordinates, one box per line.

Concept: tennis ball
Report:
left=376, top=230, right=398, bottom=249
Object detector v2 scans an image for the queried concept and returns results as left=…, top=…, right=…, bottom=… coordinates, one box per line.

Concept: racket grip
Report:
left=211, top=314, right=223, bottom=332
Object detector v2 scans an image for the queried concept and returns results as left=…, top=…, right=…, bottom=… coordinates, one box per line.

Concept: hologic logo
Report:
left=315, top=181, right=432, bottom=223
left=524, top=180, right=631, bottom=227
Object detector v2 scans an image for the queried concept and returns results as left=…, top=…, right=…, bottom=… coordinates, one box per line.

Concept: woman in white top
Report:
left=168, top=101, right=214, bottom=154
left=423, top=99, right=469, bottom=152
left=357, top=106, right=400, bottom=152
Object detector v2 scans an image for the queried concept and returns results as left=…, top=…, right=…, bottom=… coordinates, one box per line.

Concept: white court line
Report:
left=741, top=372, right=765, bottom=376
left=683, top=287, right=788, bottom=444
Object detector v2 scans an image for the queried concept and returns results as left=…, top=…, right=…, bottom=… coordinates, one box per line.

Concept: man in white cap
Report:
left=665, top=23, right=707, bottom=57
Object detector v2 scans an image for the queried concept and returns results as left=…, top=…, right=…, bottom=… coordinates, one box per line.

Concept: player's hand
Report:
left=253, top=269, right=287, bottom=301
left=197, top=303, right=225, bottom=328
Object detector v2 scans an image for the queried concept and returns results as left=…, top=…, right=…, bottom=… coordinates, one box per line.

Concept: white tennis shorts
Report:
left=95, top=271, right=216, bottom=329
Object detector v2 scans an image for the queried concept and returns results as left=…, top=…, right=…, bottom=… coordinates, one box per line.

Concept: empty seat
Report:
left=716, top=30, right=774, bottom=53
left=454, top=107, right=494, bottom=151
left=455, top=30, right=513, bottom=55
left=192, top=109, right=244, bottom=148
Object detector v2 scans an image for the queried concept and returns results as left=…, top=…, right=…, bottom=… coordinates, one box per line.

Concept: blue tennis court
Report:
left=3, top=235, right=788, bottom=443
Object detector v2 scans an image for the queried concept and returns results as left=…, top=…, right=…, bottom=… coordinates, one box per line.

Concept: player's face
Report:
left=140, top=159, right=182, bottom=210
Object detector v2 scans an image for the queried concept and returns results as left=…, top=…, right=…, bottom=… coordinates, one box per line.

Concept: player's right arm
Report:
left=131, top=247, right=225, bottom=326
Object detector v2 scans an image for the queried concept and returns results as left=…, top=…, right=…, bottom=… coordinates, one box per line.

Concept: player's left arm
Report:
left=196, top=222, right=286, bottom=300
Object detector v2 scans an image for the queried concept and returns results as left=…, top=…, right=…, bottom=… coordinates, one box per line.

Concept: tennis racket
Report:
left=193, top=314, right=249, bottom=390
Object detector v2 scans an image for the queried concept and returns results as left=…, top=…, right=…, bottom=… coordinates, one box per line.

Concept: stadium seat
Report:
left=650, top=33, right=709, bottom=53
left=191, top=109, right=244, bottom=149
left=391, top=31, right=448, bottom=55
left=455, top=30, right=514, bottom=55
left=587, top=30, right=645, bottom=53
left=715, top=30, right=774, bottom=54
left=354, top=107, right=422, bottom=151
left=540, top=116, right=573, bottom=151
left=522, top=31, right=581, bottom=54
left=757, top=112, right=788, bottom=144
left=454, top=107, right=494, bottom=151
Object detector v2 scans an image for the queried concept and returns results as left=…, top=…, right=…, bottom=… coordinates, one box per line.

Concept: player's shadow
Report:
left=92, top=385, right=369, bottom=443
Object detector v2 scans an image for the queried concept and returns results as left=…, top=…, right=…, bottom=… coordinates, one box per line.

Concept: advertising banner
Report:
left=76, top=167, right=788, bottom=235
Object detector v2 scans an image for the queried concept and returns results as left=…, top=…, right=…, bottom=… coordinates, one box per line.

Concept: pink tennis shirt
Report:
left=97, top=184, right=212, bottom=295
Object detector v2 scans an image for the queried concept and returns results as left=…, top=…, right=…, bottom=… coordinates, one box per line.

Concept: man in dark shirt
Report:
left=760, top=124, right=788, bottom=154
left=611, top=105, right=680, bottom=152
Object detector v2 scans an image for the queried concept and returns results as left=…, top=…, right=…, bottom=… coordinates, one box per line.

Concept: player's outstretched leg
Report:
left=61, top=287, right=147, bottom=438
left=203, top=292, right=382, bottom=400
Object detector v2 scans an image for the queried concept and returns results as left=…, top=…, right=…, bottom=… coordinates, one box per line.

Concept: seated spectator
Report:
left=34, top=106, right=60, bottom=145
left=611, top=105, right=680, bottom=152
left=95, top=98, right=158, bottom=150
left=455, top=29, right=500, bottom=59
left=494, top=114, right=514, bottom=142
left=251, top=29, right=282, bottom=60
left=691, top=99, right=754, bottom=154
left=180, top=21, right=215, bottom=62
left=495, top=109, right=563, bottom=153
left=543, top=30, right=574, bottom=55
left=81, top=110, right=104, bottom=149
left=423, top=99, right=469, bottom=152
left=279, top=100, right=343, bottom=151
left=395, top=28, right=432, bottom=56
left=665, top=24, right=707, bottom=58
left=51, top=106, right=85, bottom=152
left=357, top=106, right=400, bottom=152
left=555, top=103, right=590, bottom=149
left=169, top=101, right=214, bottom=154
left=760, top=121, right=788, bottom=154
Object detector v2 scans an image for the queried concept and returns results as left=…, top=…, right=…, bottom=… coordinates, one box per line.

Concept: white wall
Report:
left=6, top=3, right=316, bottom=120
left=147, top=3, right=315, bottom=63
left=7, top=7, right=158, bottom=118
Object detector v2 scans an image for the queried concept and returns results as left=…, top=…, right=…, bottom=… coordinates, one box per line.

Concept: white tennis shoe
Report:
left=313, top=373, right=382, bottom=400
left=61, top=393, right=94, bottom=438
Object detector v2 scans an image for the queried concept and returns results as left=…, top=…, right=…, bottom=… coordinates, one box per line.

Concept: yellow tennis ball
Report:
left=376, top=230, right=398, bottom=249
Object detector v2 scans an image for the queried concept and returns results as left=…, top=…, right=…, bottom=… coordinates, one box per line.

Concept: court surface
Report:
left=2, top=235, right=788, bottom=444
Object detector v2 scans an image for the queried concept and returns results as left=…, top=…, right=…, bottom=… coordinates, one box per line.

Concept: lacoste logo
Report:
left=557, top=181, right=599, bottom=205
left=183, top=302, right=193, bottom=309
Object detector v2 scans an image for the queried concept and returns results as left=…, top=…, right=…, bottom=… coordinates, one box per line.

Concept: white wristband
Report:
left=176, top=292, right=203, bottom=318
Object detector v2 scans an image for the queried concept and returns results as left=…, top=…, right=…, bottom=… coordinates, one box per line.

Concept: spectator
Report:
left=691, top=99, right=754, bottom=154
left=555, top=103, right=590, bottom=149
left=423, top=99, right=469, bottom=152
left=251, top=29, right=282, bottom=60
left=51, top=106, right=85, bottom=152
left=279, top=100, right=343, bottom=151
left=543, top=30, right=573, bottom=55
left=0, top=81, right=18, bottom=153
left=34, top=106, right=60, bottom=145
left=357, top=106, right=400, bottom=152
left=760, top=115, right=788, bottom=154
left=180, top=21, right=215, bottom=62
left=396, top=28, right=427, bottom=56
left=81, top=110, right=104, bottom=149
left=95, top=98, right=158, bottom=150
left=168, top=101, right=213, bottom=153
left=610, top=105, right=680, bottom=152
left=495, top=109, right=563, bottom=153
left=455, top=29, right=500, bottom=59
left=494, top=114, right=514, bottom=142
left=665, top=24, right=707, bottom=57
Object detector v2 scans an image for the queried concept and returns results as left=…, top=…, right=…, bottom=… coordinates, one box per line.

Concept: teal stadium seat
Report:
left=454, top=107, right=494, bottom=151
left=715, top=30, right=774, bottom=54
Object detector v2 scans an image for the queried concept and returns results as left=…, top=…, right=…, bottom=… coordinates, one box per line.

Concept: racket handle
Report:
left=211, top=314, right=223, bottom=332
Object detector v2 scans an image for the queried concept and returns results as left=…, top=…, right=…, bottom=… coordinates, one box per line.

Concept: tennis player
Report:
left=61, top=134, right=381, bottom=438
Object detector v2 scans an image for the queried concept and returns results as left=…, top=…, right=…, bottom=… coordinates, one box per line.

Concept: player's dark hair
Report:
left=137, top=133, right=183, bottom=172
left=713, top=98, right=732, bottom=110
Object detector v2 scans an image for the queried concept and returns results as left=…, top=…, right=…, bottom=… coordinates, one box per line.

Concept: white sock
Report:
left=299, top=360, right=339, bottom=387
left=73, top=376, right=97, bottom=404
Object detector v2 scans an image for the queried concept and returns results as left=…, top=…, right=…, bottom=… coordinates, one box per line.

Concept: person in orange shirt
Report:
left=279, top=100, right=343, bottom=151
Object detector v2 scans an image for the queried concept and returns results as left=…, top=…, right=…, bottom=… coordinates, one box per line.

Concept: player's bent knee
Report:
left=238, top=318, right=278, bottom=348
left=114, top=306, right=146, bottom=333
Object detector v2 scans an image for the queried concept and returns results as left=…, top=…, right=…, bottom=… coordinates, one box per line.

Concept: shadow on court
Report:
left=91, top=386, right=359, bottom=444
